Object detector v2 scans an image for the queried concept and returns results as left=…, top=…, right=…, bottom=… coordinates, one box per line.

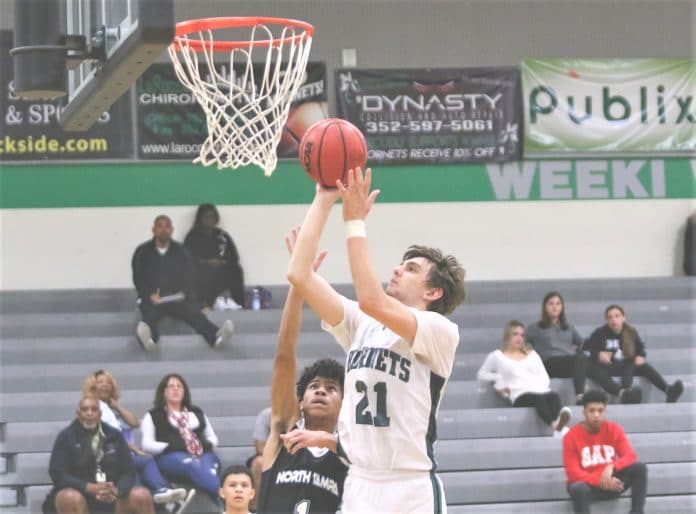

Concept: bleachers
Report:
left=0, top=277, right=694, bottom=513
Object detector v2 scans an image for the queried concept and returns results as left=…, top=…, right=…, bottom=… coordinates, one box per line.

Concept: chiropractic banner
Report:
left=335, top=68, right=523, bottom=164
left=136, top=61, right=327, bottom=160
left=522, top=58, right=696, bottom=153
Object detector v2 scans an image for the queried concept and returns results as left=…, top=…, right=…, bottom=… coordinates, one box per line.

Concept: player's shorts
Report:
left=341, top=468, right=447, bottom=514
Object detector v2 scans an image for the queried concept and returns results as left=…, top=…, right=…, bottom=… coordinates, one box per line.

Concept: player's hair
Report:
left=194, top=203, right=220, bottom=226
left=153, top=373, right=193, bottom=410
left=502, top=320, right=529, bottom=354
left=402, top=245, right=466, bottom=315
left=296, top=358, right=345, bottom=401
left=604, top=304, right=637, bottom=359
left=539, top=291, right=569, bottom=330
left=220, top=464, right=255, bottom=488
left=82, top=369, right=121, bottom=401
left=582, top=390, right=608, bottom=406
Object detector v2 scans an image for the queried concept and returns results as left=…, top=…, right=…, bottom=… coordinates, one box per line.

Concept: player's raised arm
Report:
left=337, top=167, right=420, bottom=342
left=263, top=229, right=328, bottom=471
left=287, top=186, right=344, bottom=326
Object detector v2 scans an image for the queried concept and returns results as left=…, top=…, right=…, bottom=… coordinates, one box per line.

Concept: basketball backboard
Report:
left=11, top=0, right=173, bottom=131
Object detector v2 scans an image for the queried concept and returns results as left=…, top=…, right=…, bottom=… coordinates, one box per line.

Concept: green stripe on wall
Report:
left=0, top=158, right=693, bottom=208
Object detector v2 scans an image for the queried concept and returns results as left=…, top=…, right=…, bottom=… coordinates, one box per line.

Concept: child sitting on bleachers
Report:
left=219, top=465, right=256, bottom=514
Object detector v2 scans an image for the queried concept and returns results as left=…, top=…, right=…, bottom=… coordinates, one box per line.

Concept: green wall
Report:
left=0, top=158, right=693, bottom=208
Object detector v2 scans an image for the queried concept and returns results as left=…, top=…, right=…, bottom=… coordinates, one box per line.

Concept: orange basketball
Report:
left=298, top=118, right=368, bottom=188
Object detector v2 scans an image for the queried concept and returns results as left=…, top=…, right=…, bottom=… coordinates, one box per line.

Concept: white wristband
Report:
left=345, top=219, right=366, bottom=239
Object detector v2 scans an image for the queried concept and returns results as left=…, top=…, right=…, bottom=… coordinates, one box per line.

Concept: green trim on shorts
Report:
left=429, top=471, right=443, bottom=514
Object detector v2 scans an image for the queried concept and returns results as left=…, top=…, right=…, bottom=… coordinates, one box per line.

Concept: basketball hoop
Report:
left=169, top=17, right=314, bottom=174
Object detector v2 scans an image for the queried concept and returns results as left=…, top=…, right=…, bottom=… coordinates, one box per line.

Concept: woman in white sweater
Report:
left=477, top=320, right=572, bottom=436
left=140, top=373, right=221, bottom=505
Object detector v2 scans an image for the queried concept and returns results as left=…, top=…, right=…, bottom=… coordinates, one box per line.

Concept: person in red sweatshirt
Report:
left=563, top=390, right=647, bottom=514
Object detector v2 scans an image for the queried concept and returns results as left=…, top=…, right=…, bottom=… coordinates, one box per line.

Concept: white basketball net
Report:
left=169, top=22, right=312, bottom=175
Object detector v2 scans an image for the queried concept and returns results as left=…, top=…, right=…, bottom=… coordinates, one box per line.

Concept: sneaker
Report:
left=136, top=322, right=157, bottom=351
left=666, top=380, right=684, bottom=403
left=213, top=296, right=227, bottom=311
left=553, top=406, right=572, bottom=433
left=225, top=297, right=243, bottom=311
left=575, top=394, right=584, bottom=406
left=213, top=319, right=234, bottom=348
left=620, top=387, right=642, bottom=404
left=153, top=487, right=187, bottom=504
left=173, top=489, right=196, bottom=514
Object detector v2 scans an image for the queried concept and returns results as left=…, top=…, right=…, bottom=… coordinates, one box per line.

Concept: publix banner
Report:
left=137, top=62, right=327, bottom=160
left=0, top=30, right=134, bottom=162
left=523, top=58, right=696, bottom=153
left=335, top=68, right=523, bottom=164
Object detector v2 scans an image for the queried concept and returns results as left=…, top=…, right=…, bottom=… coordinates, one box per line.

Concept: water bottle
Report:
left=251, top=288, right=261, bottom=311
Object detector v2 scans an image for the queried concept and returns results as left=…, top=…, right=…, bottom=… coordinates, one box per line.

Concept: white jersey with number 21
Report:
left=322, top=297, right=459, bottom=475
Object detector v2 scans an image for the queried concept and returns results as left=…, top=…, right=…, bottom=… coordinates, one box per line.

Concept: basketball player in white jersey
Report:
left=287, top=168, right=466, bottom=513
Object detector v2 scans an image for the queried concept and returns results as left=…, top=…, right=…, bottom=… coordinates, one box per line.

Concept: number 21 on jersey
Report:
left=355, top=380, right=390, bottom=427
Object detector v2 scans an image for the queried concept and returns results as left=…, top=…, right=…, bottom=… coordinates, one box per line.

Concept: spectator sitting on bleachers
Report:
left=477, top=320, right=572, bottom=437
left=526, top=291, right=589, bottom=405
left=140, top=373, right=221, bottom=508
left=245, top=406, right=270, bottom=512
left=563, top=390, right=647, bottom=514
left=184, top=204, right=245, bottom=311
left=43, top=395, right=154, bottom=514
left=131, top=214, right=234, bottom=351
left=219, top=465, right=256, bottom=514
left=82, top=370, right=190, bottom=509
left=585, top=304, right=683, bottom=404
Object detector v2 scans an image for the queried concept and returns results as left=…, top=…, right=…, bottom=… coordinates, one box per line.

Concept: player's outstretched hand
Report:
left=337, top=167, right=380, bottom=221
left=280, top=429, right=338, bottom=454
left=285, top=225, right=328, bottom=271
left=314, top=182, right=342, bottom=204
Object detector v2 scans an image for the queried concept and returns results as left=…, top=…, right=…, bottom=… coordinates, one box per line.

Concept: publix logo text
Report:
left=529, top=85, right=695, bottom=125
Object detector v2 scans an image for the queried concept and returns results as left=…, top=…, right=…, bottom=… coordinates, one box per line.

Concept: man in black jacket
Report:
left=43, top=396, right=153, bottom=514
left=131, top=215, right=234, bottom=350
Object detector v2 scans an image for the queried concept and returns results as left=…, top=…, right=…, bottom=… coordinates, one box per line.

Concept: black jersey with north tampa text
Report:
left=258, top=444, right=347, bottom=514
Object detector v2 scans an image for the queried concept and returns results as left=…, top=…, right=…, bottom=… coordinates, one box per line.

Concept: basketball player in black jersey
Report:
left=257, top=229, right=348, bottom=514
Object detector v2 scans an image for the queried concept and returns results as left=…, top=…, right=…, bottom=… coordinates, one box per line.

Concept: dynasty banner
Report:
left=522, top=58, right=696, bottom=153
left=335, top=68, right=523, bottom=164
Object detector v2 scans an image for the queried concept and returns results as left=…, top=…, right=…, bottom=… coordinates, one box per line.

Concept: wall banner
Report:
left=136, top=61, right=328, bottom=160
left=522, top=58, right=696, bottom=153
left=335, top=67, right=523, bottom=164
left=0, top=30, right=134, bottom=162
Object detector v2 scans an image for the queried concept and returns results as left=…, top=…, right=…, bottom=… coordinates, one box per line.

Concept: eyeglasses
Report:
left=166, top=384, right=184, bottom=390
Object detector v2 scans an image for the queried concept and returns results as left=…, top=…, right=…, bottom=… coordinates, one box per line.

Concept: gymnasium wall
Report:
left=1, top=0, right=694, bottom=290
